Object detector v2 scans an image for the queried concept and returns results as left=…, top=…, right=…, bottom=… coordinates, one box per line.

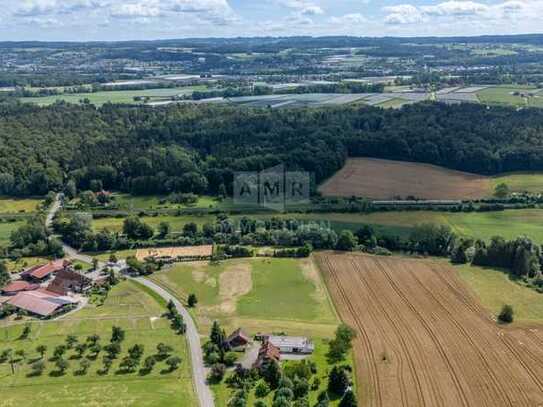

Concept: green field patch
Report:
left=0, top=219, right=26, bottom=245
left=19, top=86, right=206, bottom=106
left=491, top=172, right=543, bottom=193
left=92, top=214, right=215, bottom=233
left=112, top=193, right=220, bottom=211
left=375, top=97, right=409, bottom=109
left=150, top=257, right=338, bottom=336
left=0, top=280, right=196, bottom=406
left=0, top=197, right=42, bottom=213
left=477, top=85, right=543, bottom=107
left=457, top=263, right=543, bottom=323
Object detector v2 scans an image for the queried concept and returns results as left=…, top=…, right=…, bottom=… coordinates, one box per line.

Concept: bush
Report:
left=224, top=352, right=238, bottom=367
left=498, top=304, right=514, bottom=324
left=255, top=381, right=270, bottom=398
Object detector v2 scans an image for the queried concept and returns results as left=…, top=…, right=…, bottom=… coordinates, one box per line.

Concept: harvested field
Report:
left=319, top=158, right=491, bottom=199
left=316, top=252, right=543, bottom=407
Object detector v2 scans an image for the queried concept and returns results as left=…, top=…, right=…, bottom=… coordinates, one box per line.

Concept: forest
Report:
left=2, top=101, right=543, bottom=196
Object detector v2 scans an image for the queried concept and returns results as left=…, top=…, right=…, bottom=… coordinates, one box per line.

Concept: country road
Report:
left=132, top=277, right=215, bottom=407
left=45, top=194, right=214, bottom=407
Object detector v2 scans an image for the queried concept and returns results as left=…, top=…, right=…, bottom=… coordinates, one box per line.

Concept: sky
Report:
left=0, top=0, right=542, bottom=41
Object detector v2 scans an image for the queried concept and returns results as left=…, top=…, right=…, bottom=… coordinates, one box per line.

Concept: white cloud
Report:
left=384, top=0, right=543, bottom=25
left=110, top=2, right=162, bottom=18
left=276, top=0, right=324, bottom=15
left=15, top=0, right=104, bottom=16
left=330, top=13, right=366, bottom=25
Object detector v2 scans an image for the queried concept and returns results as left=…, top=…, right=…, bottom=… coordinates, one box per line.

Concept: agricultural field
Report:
left=0, top=280, right=195, bottom=406
left=0, top=197, right=42, bottom=213
left=111, top=194, right=220, bottom=211
left=317, top=252, right=543, bottom=407
left=477, top=85, right=543, bottom=108
left=19, top=86, right=206, bottom=107
left=491, top=172, right=543, bottom=194
left=318, top=158, right=492, bottom=200
left=149, top=257, right=339, bottom=337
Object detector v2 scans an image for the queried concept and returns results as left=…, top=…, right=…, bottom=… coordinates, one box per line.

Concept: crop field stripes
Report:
left=316, top=253, right=543, bottom=407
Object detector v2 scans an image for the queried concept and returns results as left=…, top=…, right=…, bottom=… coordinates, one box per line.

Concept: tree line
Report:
left=4, top=102, right=543, bottom=197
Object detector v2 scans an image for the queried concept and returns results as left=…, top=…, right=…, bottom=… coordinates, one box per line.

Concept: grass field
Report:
left=0, top=219, right=26, bottom=245
left=20, top=86, right=206, bottom=106
left=492, top=172, right=543, bottom=193
left=0, top=280, right=196, bottom=406
left=477, top=85, right=543, bottom=107
left=92, top=214, right=215, bottom=233
left=375, top=97, right=409, bottom=109
left=149, top=257, right=339, bottom=337
left=456, top=263, right=543, bottom=323
left=112, top=194, right=220, bottom=211
left=0, top=197, right=42, bottom=213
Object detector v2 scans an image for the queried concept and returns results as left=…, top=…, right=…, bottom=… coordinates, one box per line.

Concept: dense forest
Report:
left=2, top=101, right=543, bottom=197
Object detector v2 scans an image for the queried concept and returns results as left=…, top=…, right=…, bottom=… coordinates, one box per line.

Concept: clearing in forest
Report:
left=316, top=252, right=543, bottom=407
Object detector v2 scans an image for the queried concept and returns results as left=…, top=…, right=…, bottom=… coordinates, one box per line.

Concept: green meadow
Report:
left=19, top=86, right=206, bottom=107
left=0, top=197, right=42, bottom=214
left=477, top=85, right=543, bottom=108
left=0, top=280, right=195, bottom=406
left=492, top=172, right=543, bottom=194
left=457, top=263, right=543, bottom=323
left=149, top=257, right=339, bottom=337
left=0, top=219, right=26, bottom=246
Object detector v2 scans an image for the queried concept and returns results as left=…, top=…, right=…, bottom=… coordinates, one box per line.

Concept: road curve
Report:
left=132, top=277, right=215, bottom=407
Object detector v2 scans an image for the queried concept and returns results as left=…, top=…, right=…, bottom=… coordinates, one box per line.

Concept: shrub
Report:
left=498, top=304, right=514, bottom=324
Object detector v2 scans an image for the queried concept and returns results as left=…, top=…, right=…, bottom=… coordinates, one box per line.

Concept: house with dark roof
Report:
left=21, top=259, right=70, bottom=282
left=1, top=280, right=39, bottom=296
left=225, top=328, right=251, bottom=350
left=7, top=289, right=78, bottom=318
left=253, top=341, right=281, bottom=370
left=47, top=269, right=92, bottom=295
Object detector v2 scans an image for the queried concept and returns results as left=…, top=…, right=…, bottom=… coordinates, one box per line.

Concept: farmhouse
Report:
left=21, top=259, right=71, bottom=283
left=225, top=328, right=251, bottom=350
left=135, top=245, right=213, bottom=262
left=1, top=280, right=39, bottom=296
left=47, top=269, right=92, bottom=295
left=7, top=289, right=78, bottom=318
left=253, top=341, right=281, bottom=370
left=265, top=335, right=315, bottom=354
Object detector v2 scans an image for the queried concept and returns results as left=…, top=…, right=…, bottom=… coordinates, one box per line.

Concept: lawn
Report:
left=0, top=280, right=196, bottom=406
left=375, top=97, right=409, bottom=109
left=456, top=263, right=543, bottom=323
left=19, top=86, right=206, bottom=107
left=0, top=197, right=42, bottom=213
left=149, top=257, right=339, bottom=337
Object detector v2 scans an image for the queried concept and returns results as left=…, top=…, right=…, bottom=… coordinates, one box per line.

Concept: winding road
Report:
left=46, top=194, right=215, bottom=407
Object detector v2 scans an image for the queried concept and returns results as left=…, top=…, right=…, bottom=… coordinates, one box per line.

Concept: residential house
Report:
left=47, top=269, right=92, bottom=295
left=266, top=336, right=314, bottom=354
left=253, top=341, right=281, bottom=370
left=225, top=328, right=251, bottom=350
left=1, top=280, right=39, bottom=296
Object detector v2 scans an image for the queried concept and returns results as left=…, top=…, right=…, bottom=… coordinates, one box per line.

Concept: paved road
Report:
left=133, top=277, right=215, bottom=407
left=46, top=194, right=215, bottom=406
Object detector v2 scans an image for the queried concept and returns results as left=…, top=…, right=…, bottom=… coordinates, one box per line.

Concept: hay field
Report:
left=317, top=252, right=543, bottom=407
left=319, top=158, right=492, bottom=199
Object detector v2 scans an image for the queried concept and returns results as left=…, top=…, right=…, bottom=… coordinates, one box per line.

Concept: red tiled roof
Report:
left=25, top=259, right=68, bottom=280
left=258, top=341, right=281, bottom=361
left=8, top=290, right=77, bottom=317
left=1, top=280, right=39, bottom=293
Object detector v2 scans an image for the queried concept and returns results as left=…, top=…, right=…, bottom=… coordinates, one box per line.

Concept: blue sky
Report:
left=0, top=0, right=542, bottom=41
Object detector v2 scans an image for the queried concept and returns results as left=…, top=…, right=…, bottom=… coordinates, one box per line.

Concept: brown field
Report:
left=316, top=252, right=543, bottom=407
left=318, top=158, right=492, bottom=199
left=135, top=245, right=213, bottom=261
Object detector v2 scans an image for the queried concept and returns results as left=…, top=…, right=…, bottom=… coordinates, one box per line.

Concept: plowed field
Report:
left=316, top=253, right=543, bottom=407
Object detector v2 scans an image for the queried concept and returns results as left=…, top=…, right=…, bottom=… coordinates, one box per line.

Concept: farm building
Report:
left=253, top=341, right=281, bottom=370
left=21, top=259, right=71, bottom=282
left=47, top=269, right=92, bottom=295
left=225, top=328, right=251, bottom=350
left=265, top=335, right=314, bottom=354
left=135, top=245, right=213, bottom=262
left=7, top=289, right=78, bottom=318
left=1, top=280, right=39, bottom=296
